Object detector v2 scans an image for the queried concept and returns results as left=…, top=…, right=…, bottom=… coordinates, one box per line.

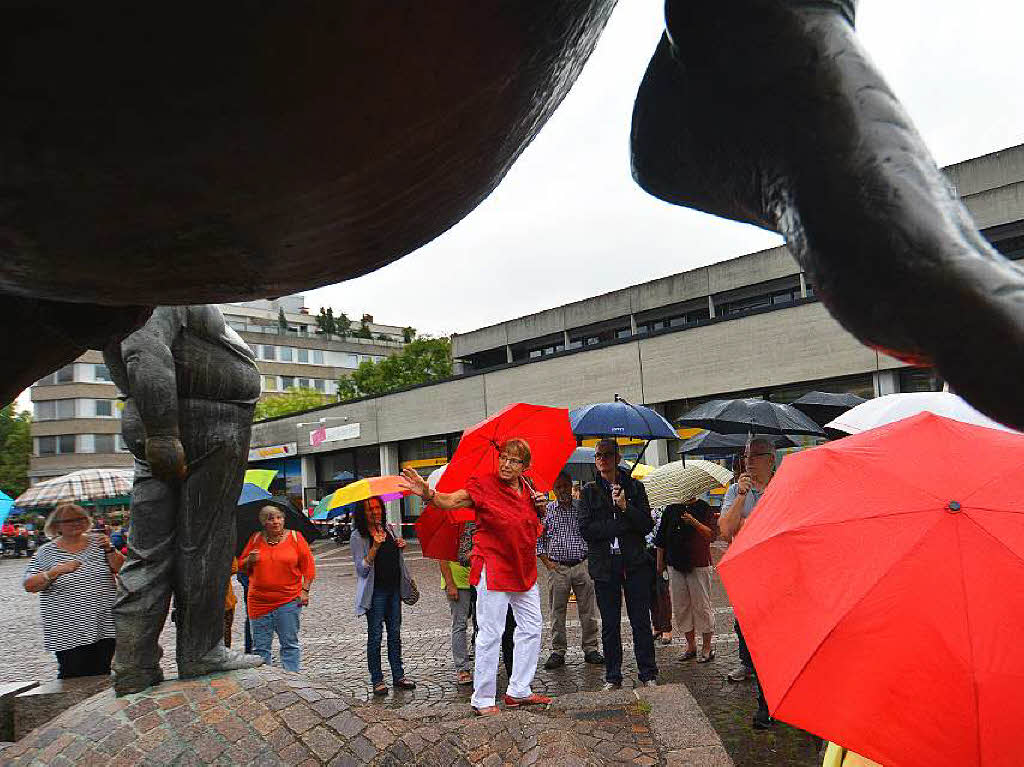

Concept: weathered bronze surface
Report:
left=104, top=306, right=263, bottom=694
left=2, top=2, right=1021, bottom=428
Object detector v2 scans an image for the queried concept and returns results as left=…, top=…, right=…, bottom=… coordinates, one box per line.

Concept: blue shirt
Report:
left=537, top=500, right=588, bottom=562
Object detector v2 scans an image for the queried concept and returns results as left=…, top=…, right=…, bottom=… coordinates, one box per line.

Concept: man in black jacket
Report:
left=579, top=439, right=658, bottom=688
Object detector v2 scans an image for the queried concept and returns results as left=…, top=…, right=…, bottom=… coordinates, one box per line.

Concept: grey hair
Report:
left=748, top=438, right=776, bottom=464
left=258, top=505, right=285, bottom=525
left=44, top=503, right=92, bottom=539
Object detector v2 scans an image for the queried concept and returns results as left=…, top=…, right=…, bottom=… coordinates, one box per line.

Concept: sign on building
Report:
left=309, top=422, right=361, bottom=447
left=248, top=442, right=298, bottom=461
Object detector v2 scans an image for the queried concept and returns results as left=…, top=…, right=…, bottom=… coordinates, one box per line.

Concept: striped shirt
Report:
left=536, top=500, right=589, bottom=562
left=24, top=540, right=117, bottom=653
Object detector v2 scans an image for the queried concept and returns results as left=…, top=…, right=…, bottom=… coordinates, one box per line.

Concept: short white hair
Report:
left=258, top=505, right=285, bottom=524
left=44, top=503, right=92, bottom=539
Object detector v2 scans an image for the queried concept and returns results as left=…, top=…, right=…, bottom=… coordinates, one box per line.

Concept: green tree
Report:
left=277, top=308, right=288, bottom=334
left=402, top=326, right=416, bottom=344
left=0, top=404, right=32, bottom=498
left=336, top=337, right=452, bottom=400
left=336, top=312, right=351, bottom=339
left=315, top=307, right=335, bottom=338
left=353, top=320, right=373, bottom=339
left=253, top=388, right=332, bottom=421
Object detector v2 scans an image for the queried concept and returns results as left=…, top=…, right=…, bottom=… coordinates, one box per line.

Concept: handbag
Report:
left=401, top=574, right=420, bottom=606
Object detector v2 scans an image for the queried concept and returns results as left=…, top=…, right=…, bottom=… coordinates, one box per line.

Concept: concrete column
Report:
left=629, top=314, right=638, bottom=335
left=645, top=403, right=672, bottom=468
left=873, top=370, right=899, bottom=397
left=505, top=345, right=513, bottom=363
left=563, top=330, right=571, bottom=349
left=799, top=272, right=808, bottom=298
left=378, top=442, right=402, bottom=528
left=707, top=295, right=716, bottom=319
left=300, top=455, right=316, bottom=492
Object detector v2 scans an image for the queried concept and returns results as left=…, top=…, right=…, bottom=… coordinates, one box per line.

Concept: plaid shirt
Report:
left=536, top=500, right=588, bottom=562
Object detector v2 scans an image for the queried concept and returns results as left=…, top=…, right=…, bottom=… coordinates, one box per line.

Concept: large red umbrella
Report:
left=415, top=402, right=576, bottom=560
left=719, top=412, right=1024, bottom=767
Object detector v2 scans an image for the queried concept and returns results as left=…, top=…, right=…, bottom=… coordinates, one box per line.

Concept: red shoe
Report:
left=472, top=705, right=501, bottom=716
left=503, top=692, right=552, bottom=708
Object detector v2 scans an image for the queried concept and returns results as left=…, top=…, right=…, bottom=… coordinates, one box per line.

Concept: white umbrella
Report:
left=825, top=391, right=1018, bottom=436
left=427, top=465, right=446, bottom=490
left=16, top=468, right=135, bottom=509
left=641, top=460, right=733, bottom=508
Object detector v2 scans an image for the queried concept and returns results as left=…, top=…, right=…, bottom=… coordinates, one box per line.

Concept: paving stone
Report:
left=279, top=702, right=321, bottom=734
left=300, top=725, right=343, bottom=761
left=347, top=734, right=378, bottom=762
left=326, top=711, right=366, bottom=739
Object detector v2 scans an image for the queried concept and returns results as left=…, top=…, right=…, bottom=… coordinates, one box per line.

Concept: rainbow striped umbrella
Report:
left=327, top=476, right=410, bottom=510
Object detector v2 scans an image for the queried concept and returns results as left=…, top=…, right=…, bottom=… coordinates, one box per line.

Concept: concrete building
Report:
left=245, top=143, right=1024, bottom=527
left=27, top=295, right=408, bottom=486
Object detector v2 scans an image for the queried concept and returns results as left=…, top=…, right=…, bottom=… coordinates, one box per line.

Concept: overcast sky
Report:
left=304, top=0, right=1024, bottom=337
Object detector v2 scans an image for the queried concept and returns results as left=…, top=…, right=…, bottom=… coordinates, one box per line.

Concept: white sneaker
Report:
left=642, top=679, right=658, bottom=687
left=602, top=681, right=622, bottom=691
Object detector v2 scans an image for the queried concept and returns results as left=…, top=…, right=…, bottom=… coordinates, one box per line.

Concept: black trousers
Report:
left=594, top=561, right=658, bottom=683
left=56, top=638, right=116, bottom=679
left=735, top=619, right=769, bottom=713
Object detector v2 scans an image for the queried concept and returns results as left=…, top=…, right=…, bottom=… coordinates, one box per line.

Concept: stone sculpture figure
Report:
left=1, top=2, right=1021, bottom=430
left=104, top=305, right=264, bottom=695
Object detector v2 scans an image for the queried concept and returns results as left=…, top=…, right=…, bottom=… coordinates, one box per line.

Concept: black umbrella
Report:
left=235, top=495, right=321, bottom=557
left=679, top=432, right=798, bottom=457
left=675, top=398, right=824, bottom=437
left=789, top=391, right=868, bottom=427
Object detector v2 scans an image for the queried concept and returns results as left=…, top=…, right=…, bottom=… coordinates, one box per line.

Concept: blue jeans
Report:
left=366, top=588, right=404, bottom=685
left=250, top=599, right=302, bottom=672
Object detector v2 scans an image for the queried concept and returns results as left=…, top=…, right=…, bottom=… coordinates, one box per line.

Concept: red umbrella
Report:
left=415, top=402, right=576, bottom=561
left=718, top=412, right=1024, bottom=767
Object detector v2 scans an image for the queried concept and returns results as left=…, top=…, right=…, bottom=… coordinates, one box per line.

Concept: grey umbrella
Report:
left=675, top=398, right=824, bottom=437
left=790, top=391, right=868, bottom=427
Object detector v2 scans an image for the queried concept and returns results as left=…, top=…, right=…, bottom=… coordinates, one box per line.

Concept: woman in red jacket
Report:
left=401, top=438, right=549, bottom=716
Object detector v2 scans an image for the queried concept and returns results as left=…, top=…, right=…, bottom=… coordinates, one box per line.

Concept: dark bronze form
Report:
left=1, top=2, right=1021, bottom=429
left=104, top=306, right=264, bottom=695
left=631, top=0, right=1024, bottom=429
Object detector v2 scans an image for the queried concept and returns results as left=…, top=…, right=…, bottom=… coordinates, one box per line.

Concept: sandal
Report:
left=472, top=705, right=500, bottom=717
left=660, top=635, right=674, bottom=645
left=395, top=677, right=417, bottom=689
left=456, top=671, right=473, bottom=685
left=372, top=683, right=388, bottom=696
left=696, top=650, right=716, bottom=664
left=679, top=649, right=698, bottom=662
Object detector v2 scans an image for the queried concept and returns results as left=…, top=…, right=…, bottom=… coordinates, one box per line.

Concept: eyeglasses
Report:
left=498, top=454, right=524, bottom=466
left=55, top=517, right=88, bottom=525
left=743, top=452, right=772, bottom=459
left=594, top=452, right=617, bottom=460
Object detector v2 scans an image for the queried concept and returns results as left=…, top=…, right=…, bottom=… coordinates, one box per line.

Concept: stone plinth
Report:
left=0, top=683, right=38, bottom=742
left=3, top=667, right=731, bottom=766
left=12, top=676, right=110, bottom=741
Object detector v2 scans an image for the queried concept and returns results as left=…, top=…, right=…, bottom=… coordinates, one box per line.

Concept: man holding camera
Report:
left=579, top=439, right=657, bottom=689
left=719, top=437, right=777, bottom=728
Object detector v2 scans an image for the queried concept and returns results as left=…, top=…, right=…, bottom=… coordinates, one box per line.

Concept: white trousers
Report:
left=471, top=565, right=542, bottom=708
left=669, top=565, right=714, bottom=634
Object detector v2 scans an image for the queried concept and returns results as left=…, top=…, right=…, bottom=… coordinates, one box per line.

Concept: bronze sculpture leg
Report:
left=632, top=0, right=1024, bottom=430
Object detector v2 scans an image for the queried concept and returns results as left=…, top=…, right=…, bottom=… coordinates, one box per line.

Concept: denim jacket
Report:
left=350, top=526, right=413, bottom=616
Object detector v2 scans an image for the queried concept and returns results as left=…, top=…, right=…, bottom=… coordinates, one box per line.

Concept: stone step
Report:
left=13, top=676, right=111, bottom=741
left=0, top=683, right=38, bottom=742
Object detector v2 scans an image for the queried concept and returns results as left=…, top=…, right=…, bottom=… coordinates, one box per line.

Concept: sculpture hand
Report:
left=146, top=436, right=186, bottom=481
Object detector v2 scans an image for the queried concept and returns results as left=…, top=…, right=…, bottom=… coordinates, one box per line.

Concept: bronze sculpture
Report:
left=104, top=305, right=264, bottom=694
left=1, top=2, right=1021, bottom=429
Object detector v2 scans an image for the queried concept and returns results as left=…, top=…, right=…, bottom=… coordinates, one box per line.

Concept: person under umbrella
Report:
left=400, top=438, right=551, bottom=716
left=350, top=496, right=417, bottom=697
left=239, top=505, right=316, bottom=672
left=23, top=503, right=124, bottom=678
left=719, top=438, right=776, bottom=729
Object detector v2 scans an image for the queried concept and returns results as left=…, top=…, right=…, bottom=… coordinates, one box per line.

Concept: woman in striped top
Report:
left=23, top=503, right=124, bottom=678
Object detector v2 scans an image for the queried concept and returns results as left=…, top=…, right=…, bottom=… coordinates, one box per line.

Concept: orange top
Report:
left=225, top=557, right=238, bottom=611
left=239, top=531, right=316, bottom=619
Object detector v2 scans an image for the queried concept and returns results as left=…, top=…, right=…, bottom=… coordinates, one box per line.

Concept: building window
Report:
left=898, top=367, right=943, bottom=393
left=95, top=399, right=113, bottom=417
left=34, top=401, right=56, bottom=421
left=298, top=378, right=311, bottom=389
left=297, top=348, right=309, bottom=364
left=615, top=328, right=632, bottom=339
left=312, top=349, right=324, bottom=364
left=280, top=376, right=295, bottom=390
left=262, top=345, right=276, bottom=361
left=116, top=435, right=129, bottom=452
left=279, top=346, right=293, bottom=362
left=56, top=364, right=75, bottom=384
left=314, top=379, right=325, bottom=392
left=262, top=376, right=276, bottom=391
left=37, top=435, right=76, bottom=455
left=94, top=435, right=115, bottom=453
left=94, top=364, right=112, bottom=382
left=57, top=399, right=75, bottom=419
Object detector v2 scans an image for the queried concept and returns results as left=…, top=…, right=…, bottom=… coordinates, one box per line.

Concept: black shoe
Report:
left=583, top=650, right=605, bottom=665
left=544, top=652, right=565, bottom=670
left=752, top=708, right=774, bottom=730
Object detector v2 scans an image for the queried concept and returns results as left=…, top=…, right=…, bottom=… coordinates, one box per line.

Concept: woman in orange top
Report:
left=239, top=504, right=315, bottom=672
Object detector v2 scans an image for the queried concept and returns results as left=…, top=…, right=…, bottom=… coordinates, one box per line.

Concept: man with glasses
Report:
left=719, top=437, right=776, bottom=728
left=579, top=439, right=658, bottom=689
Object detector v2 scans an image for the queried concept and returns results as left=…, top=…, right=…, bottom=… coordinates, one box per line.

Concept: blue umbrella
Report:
left=570, top=394, right=678, bottom=469
left=0, top=490, right=14, bottom=527
left=237, top=482, right=273, bottom=506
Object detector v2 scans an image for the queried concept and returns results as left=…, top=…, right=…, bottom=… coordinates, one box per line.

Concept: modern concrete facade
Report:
left=246, top=143, right=1024, bottom=526
left=27, top=295, right=408, bottom=485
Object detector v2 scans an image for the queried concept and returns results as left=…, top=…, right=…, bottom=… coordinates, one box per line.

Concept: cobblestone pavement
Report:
left=0, top=540, right=820, bottom=766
